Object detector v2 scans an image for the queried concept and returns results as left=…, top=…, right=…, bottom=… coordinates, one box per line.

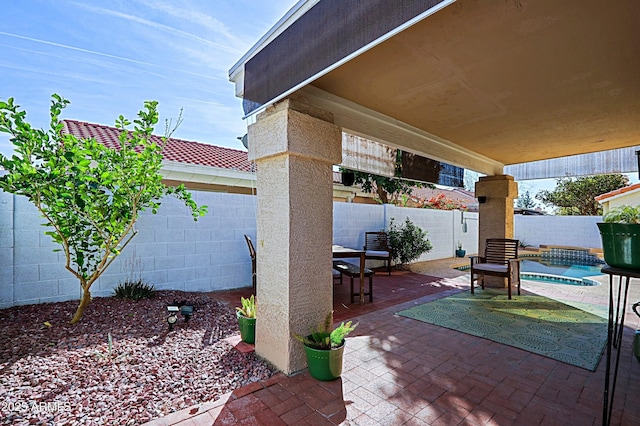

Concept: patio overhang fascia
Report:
left=229, top=0, right=321, bottom=99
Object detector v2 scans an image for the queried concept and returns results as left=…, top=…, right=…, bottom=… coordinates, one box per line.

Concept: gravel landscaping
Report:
left=0, top=291, right=276, bottom=425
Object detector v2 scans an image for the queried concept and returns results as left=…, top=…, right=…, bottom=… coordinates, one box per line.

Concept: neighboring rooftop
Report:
left=595, top=182, right=640, bottom=203
left=62, top=120, right=253, bottom=173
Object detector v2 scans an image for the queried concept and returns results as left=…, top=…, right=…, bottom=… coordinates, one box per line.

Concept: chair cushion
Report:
left=366, top=250, right=390, bottom=257
left=472, top=263, right=508, bottom=274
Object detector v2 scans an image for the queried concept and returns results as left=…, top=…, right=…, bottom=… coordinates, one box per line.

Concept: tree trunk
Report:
left=376, top=186, right=389, bottom=204
left=70, top=285, right=92, bottom=324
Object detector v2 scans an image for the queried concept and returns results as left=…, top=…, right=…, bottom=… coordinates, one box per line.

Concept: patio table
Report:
left=332, top=245, right=367, bottom=305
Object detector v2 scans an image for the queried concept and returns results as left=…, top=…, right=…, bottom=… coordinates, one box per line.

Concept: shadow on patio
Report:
left=144, top=260, right=640, bottom=425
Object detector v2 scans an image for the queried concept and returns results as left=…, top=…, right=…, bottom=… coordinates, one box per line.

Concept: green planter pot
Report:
left=237, top=312, right=256, bottom=344
left=304, top=341, right=345, bottom=381
left=455, top=249, right=466, bottom=258
left=597, top=222, right=640, bottom=270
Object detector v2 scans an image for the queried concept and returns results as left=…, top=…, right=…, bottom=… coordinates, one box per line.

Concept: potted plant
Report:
left=236, top=295, right=256, bottom=344
left=294, top=312, right=358, bottom=381
left=597, top=205, right=640, bottom=270
left=455, top=241, right=466, bottom=258
left=340, top=168, right=355, bottom=187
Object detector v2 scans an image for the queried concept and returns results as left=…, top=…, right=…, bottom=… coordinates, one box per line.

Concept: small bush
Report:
left=387, top=217, right=433, bottom=266
left=113, top=280, right=155, bottom=300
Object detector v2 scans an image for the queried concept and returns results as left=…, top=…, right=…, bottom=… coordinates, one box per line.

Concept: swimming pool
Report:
left=519, top=257, right=603, bottom=286
left=519, top=248, right=604, bottom=285
left=455, top=248, right=605, bottom=286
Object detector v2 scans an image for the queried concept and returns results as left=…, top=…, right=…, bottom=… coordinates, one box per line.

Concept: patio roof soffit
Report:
left=301, top=86, right=504, bottom=176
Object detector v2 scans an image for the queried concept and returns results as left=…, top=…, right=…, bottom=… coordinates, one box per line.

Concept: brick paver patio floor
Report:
left=144, top=260, right=640, bottom=425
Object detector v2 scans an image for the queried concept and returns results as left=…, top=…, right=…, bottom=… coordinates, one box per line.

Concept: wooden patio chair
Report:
left=364, top=231, right=392, bottom=275
left=244, top=234, right=257, bottom=293
left=470, top=238, right=521, bottom=299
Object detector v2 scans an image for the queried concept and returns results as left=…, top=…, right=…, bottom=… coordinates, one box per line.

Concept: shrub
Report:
left=113, top=280, right=155, bottom=300
left=387, top=217, right=433, bottom=265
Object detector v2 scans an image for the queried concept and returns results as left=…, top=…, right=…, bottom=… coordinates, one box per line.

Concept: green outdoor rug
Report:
left=396, top=290, right=607, bottom=371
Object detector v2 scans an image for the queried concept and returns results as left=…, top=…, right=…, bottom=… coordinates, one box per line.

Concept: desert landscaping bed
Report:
left=0, top=291, right=275, bottom=425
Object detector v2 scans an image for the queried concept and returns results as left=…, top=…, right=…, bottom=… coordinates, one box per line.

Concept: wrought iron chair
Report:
left=470, top=238, right=520, bottom=299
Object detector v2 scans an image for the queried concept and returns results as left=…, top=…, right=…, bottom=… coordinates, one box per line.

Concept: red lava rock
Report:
left=0, top=290, right=276, bottom=425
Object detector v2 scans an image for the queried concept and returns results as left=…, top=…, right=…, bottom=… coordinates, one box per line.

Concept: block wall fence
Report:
left=0, top=188, right=602, bottom=309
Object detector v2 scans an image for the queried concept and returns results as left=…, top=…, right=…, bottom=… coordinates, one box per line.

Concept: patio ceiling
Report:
left=230, top=0, right=640, bottom=176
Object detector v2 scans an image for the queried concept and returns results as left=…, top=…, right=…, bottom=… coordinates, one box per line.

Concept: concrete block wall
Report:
left=332, top=202, right=385, bottom=249
left=1, top=190, right=259, bottom=309
left=514, top=215, right=603, bottom=249
left=0, top=190, right=14, bottom=308
left=385, top=206, right=479, bottom=261
left=331, top=203, right=478, bottom=265
left=1, top=185, right=605, bottom=309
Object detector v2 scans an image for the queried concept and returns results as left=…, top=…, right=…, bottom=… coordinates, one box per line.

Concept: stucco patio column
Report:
left=247, top=98, right=342, bottom=374
left=475, top=174, right=518, bottom=287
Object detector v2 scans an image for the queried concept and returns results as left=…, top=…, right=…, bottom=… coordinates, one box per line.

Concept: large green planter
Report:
left=597, top=222, right=640, bottom=270
left=237, top=312, right=256, bottom=344
left=303, top=341, right=345, bottom=381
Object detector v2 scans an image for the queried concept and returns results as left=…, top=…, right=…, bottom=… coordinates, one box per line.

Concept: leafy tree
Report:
left=0, top=95, right=207, bottom=323
left=536, top=174, right=628, bottom=215
left=340, top=148, right=437, bottom=204
left=350, top=170, right=422, bottom=204
left=516, top=190, right=537, bottom=209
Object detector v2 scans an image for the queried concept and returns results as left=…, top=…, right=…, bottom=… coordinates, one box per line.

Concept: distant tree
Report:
left=536, top=174, right=628, bottom=215
left=0, top=94, right=207, bottom=323
left=516, top=190, right=537, bottom=209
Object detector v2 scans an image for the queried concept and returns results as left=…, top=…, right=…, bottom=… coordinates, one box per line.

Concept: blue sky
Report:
left=0, top=0, right=297, bottom=155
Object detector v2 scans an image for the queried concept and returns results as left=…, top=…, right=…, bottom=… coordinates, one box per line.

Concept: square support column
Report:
left=247, top=98, right=342, bottom=374
left=475, top=175, right=518, bottom=287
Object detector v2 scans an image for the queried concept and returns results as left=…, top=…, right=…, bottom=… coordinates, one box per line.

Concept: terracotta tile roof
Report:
left=595, top=182, right=640, bottom=202
left=62, top=120, right=254, bottom=172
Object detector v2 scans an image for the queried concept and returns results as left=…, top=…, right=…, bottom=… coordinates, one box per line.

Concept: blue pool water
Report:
left=520, top=258, right=603, bottom=279
left=519, top=256, right=604, bottom=286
